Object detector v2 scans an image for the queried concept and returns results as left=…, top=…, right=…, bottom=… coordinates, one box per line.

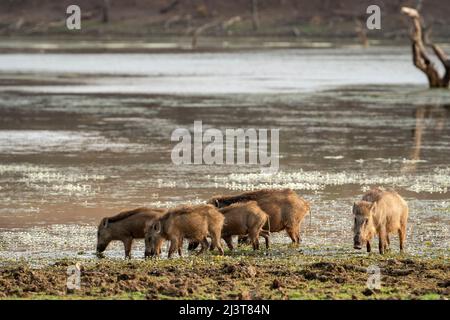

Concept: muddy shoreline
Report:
left=0, top=37, right=421, bottom=54
left=0, top=246, right=448, bottom=300
left=1, top=38, right=449, bottom=55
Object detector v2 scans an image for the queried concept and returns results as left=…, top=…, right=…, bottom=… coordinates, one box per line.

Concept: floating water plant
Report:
left=213, top=167, right=450, bottom=194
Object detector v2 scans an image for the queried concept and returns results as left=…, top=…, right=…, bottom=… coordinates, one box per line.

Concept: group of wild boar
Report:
left=96, top=187, right=409, bottom=259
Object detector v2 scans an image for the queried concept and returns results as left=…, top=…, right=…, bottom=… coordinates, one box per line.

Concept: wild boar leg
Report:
left=178, top=240, right=183, bottom=257
left=249, top=230, right=259, bottom=250
left=198, top=238, right=209, bottom=255
left=378, top=227, right=387, bottom=254
left=123, top=237, right=133, bottom=259
left=366, top=241, right=371, bottom=253
left=252, top=237, right=260, bottom=250
left=210, top=237, right=224, bottom=255
left=297, top=222, right=303, bottom=244
left=260, top=230, right=270, bottom=249
left=167, top=238, right=179, bottom=258
left=153, top=237, right=164, bottom=257
left=293, top=226, right=300, bottom=244
left=385, top=235, right=391, bottom=252
left=399, top=227, right=406, bottom=253
left=217, top=244, right=224, bottom=255
left=223, top=236, right=234, bottom=250
left=286, top=226, right=300, bottom=245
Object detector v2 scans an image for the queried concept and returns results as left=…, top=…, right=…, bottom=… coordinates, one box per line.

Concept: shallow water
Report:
left=0, top=47, right=449, bottom=262
left=0, top=47, right=435, bottom=94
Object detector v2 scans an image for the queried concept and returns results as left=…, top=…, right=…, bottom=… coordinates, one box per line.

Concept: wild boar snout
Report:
left=96, top=224, right=111, bottom=254
left=144, top=247, right=157, bottom=258
left=96, top=242, right=107, bottom=253
left=353, top=230, right=363, bottom=249
left=353, top=237, right=362, bottom=249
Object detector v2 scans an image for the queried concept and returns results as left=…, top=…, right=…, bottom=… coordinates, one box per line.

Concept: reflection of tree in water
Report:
left=403, top=103, right=450, bottom=172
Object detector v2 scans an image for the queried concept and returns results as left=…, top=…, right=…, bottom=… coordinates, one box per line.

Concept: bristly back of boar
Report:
left=105, top=207, right=164, bottom=223
left=165, top=204, right=213, bottom=216
left=209, top=189, right=290, bottom=207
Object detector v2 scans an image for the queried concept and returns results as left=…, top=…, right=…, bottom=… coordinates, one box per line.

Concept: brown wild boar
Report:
left=353, top=188, right=409, bottom=254
left=208, top=189, right=310, bottom=245
left=144, top=204, right=224, bottom=258
left=205, top=201, right=270, bottom=251
left=96, top=207, right=166, bottom=258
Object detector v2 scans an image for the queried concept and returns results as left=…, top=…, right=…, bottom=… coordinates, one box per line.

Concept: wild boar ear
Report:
left=103, top=218, right=109, bottom=228
left=144, top=221, right=152, bottom=233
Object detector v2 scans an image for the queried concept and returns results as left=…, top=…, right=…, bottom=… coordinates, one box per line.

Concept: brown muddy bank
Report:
left=0, top=252, right=450, bottom=299
left=0, top=247, right=448, bottom=300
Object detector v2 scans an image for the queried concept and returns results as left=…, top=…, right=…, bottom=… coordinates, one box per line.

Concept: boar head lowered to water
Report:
left=144, top=221, right=164, bottom=258
left=96, top=218, right=111, bottom=254
left=352, top=201, right=377, bottom=250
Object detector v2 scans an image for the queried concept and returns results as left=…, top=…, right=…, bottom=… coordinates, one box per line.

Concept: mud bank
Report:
left=0, top=246, right=448, bottom=300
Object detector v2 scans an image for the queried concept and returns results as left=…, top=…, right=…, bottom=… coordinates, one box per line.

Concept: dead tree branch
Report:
left=191, top=20, right=221, bottom=49
left=102, top=0, right=110, bottom=24
left=401, top=7, right=449, bottom=88
left=191, top=16, right=242, bottom=49
left=251, top=0, right=260, bottom=31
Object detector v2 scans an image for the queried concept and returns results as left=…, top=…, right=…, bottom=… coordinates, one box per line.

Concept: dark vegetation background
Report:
left=1, top=0, right=449, bottom=40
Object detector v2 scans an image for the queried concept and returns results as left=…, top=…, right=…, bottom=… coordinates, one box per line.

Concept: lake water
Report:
left=0, top=47, right=449, bottom=263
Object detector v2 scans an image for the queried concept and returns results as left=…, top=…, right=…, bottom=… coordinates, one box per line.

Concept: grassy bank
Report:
left=1, top=245, right=448, bottom=300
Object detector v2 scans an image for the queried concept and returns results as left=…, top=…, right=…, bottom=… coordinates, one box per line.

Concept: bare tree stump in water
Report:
left=355, top=19, right=369, bottom=48
left=191, top=20, right=220, bottom=49
left=102, top=0, right=111, bottom=24
left=401, top=7, right=450, bottom=88
left=251, top=0, right=260, bottom=31
left=191, top=17, right=241, bottom=49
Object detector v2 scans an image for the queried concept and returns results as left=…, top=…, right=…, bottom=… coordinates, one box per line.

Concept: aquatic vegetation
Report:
left=0, top=164, right=51, bottom=175
left=214, top=167, right=450, bottom=194
left=22, top=172, right=105, bottom=184
left=0, top=130, right=148, bottom=154
left=0, top=164, right=105, bottom=197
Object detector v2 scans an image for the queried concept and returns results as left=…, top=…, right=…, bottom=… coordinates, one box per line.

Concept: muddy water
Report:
left=0, top=47, right=449, bottom=263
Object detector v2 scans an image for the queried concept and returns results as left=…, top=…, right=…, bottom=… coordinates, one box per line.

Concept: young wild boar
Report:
left=96, top=207, right=166, bottom=258
left=208, top=189, right=310, bottom=245
left=353, top=188, right=409, bottom=254
left=205, top=201, right=270, bottom=251
left=144, top=204, right=224, bottom=258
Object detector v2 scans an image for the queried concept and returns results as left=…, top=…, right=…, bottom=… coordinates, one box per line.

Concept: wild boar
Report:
left=353, top=188, right=409, bottom=254
left=144, top=204, right=224, bottom=258
left=96, top=207, right=166, bottom=258
left=201, top=201, right=270, bottom=251
left=208, top=189, right=310, bottom=245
